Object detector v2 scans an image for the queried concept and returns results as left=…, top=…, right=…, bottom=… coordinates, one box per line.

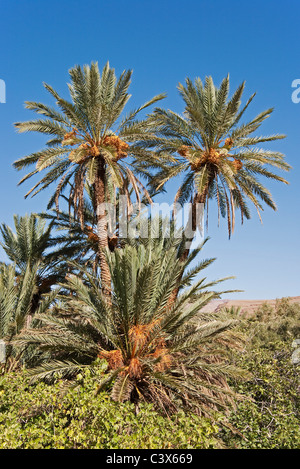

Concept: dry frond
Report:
left=151, top=346, right=173, bottom=372
left=127, top=357, right=143, bottom=378
left=98, top=349, right=124, bottom=370
left=87, top=228, right=99, bottom=244
left=129, top=318, right=162, bottom=352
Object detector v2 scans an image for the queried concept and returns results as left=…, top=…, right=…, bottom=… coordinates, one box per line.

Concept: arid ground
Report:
left=202, top=296, right=300, bottom=316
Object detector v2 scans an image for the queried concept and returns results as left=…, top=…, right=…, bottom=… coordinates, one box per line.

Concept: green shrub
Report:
left=248, top=298, right=300, bottom=345
left=222, top=299, right=300, bottom=449
left=0, top=368, right=220, bottom=449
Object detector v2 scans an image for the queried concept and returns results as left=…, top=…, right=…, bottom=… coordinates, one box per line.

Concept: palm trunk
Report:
left=94, top=160, right=112, bottom=301
left=168, top=187, right=209, bottom=306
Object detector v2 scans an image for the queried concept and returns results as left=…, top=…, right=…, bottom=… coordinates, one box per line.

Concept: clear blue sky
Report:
left=0, top=0, right=299, bottom=299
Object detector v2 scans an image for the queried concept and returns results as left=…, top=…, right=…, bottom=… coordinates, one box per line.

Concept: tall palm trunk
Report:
left=94, top=160, right=112, bottom=301
left=168, top=182, right=210, bottom=306
left=182, top=186, right=209, bottom=259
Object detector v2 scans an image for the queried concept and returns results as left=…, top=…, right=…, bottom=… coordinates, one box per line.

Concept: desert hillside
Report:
left=202, top=296, right=300, bottom=315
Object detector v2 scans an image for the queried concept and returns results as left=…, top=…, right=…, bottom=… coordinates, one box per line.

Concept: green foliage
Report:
left=0, top=262, right=43, bottom=338
left=12, top=61, right=166, bottom=296
left=0, top=212, right=72, bottom=331
left=222, top=299, right=300, bottom=449
left=0, top=212, right=73, bottom=281
left=0, top=368, right=220, bottom=449
left=0, top=214, right=52, bottom=272
left=248, top=298, right=300, bottom=345
left=13, top=240, right=245, bottom=418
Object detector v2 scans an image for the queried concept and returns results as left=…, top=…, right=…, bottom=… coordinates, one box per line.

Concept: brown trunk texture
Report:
left=168, top=187, right=208, bottom=306
left=94, top=161, right=112, bottom=301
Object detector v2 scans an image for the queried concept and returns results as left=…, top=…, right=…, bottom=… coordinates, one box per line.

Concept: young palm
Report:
left=140, top=75, right=290, bottom=240
left=0, top=213, right=67, bottom=323
left=13, top=240, right=246, bottom=418
left=13, top=61, right=165, bottom=298
left=0, top=262, right=57, bottom=371
left=0, top=263, right=36, bottom=339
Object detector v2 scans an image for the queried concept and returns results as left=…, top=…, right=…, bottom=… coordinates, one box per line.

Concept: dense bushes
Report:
left=0, top=367, right=220, bottom=449
left=224, top=348, right=300, bottom=448
left=223, top=299, right=300, bottom=449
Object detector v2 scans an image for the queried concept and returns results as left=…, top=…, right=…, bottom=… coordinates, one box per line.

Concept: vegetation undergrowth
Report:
left=222, top=299, right=300, bottom=449
left=0, top=367, right=220, bottom=449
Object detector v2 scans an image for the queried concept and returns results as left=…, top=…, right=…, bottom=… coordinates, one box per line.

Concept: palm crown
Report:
left=1, top=213, right=54, bottom=273
left=13, top=61, right=164, bottom=205
left=13, top=61, right=165, bottom=296
left=0, top=213, right=71, bottom=327
left=144, top=75, right=290, bottom=237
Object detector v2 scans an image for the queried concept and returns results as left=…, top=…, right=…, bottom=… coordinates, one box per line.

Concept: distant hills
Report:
left=202, top=296, right=300, bottom=316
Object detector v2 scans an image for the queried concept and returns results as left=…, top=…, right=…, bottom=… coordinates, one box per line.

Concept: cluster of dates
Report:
left=177, top=138, right=243, bottom=172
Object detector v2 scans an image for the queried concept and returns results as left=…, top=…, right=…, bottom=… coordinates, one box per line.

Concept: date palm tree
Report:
left=0, top=213, right=67, bottom=325
left=0, top=262, right=58, bottom=372
left=13, top=239, right=246, bottom=418
left=13, top=61, right=165, bottom=299
left=140, top=75, right=290, bottom=239
left=138, top=75, right=291, bottom=300
left=0, top=263, right=38, bottom=339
